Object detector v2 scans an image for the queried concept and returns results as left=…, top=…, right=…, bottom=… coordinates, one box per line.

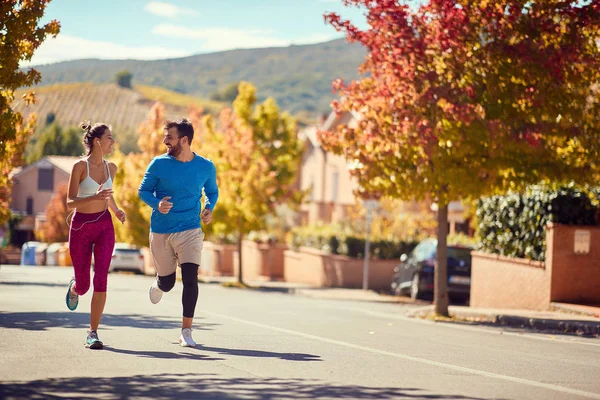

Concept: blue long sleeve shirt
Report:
left=138, top=153, right=219, bottom=234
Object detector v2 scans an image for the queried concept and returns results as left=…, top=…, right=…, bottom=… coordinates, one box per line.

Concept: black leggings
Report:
left=156, top=263, right=199, bottom=318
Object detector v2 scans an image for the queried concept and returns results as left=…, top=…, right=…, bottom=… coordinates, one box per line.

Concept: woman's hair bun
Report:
left=79, top=121, right=92, bottom=132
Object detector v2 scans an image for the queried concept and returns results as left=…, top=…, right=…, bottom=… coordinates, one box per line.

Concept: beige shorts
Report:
left=149, top=228, right=205, bottom=276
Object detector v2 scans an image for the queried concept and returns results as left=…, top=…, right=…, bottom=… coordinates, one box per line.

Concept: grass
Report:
left=221, top=281, right=255, bottom=289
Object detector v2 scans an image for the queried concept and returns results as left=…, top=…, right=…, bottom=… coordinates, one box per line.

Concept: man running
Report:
left=139, top=118, right=218, bottom=347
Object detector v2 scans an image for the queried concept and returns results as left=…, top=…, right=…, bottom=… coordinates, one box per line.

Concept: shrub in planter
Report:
left=289, top=224, right=417, bottom=260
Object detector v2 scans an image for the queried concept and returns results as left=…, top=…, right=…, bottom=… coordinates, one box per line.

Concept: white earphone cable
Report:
left=66, top=140, right=110, bottom=232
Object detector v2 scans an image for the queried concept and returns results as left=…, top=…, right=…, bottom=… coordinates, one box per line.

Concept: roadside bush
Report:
left=289, top=223, right=417, bottom=260
left=477, top=183, right=597, bottom=261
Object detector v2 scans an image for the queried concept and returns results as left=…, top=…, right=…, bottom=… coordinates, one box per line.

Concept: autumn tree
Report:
left=0, top=115, right=36, bottom=224
left=38, top=183, right=70, bottom=243
left=0, top=0, right=60, bottom=224
left=112, top=102, right=167, bottom=246
left=201, top=82, right=303, bottom=283
left=322, top=1, right=600, bottom=316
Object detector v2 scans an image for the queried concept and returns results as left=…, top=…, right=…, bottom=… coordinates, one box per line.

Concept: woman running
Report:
left=65, top=121, right=126, bottom=349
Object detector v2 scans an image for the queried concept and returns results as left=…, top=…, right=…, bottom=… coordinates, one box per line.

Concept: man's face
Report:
left=163, top=127, right=182, bottom=157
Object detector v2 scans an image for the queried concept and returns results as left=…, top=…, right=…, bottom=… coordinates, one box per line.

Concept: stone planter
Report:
left=283, top=246, right=397, bottom=290
left=232, top=240, right=287, bottom=281
left=200, top=241, right=235, bottom=277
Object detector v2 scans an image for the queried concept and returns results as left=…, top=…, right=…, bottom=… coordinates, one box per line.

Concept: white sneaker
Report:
left=179, top=328, right=196, bottom=347
left=149, top=280, right=163, bottom=304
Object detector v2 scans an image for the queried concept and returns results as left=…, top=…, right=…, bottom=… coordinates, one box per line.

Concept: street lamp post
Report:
left=362, top=199, right=379, bottom=290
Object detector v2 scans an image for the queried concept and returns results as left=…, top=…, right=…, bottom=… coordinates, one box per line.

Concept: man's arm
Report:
left=138, top=160, right=161, bottom=210
left=203, top=162, right=219, bottom=210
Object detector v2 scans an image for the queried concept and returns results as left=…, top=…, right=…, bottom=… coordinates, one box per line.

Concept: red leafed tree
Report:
left=322, top=1, right=600, bottom=316
left=39, top=183, right=70, bottom=243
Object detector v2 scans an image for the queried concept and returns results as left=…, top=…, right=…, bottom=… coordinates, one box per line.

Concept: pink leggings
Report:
left=69, top=210, right=115, bottom=295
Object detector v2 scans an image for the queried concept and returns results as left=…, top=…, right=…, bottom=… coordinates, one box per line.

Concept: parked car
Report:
left=390, top=238, right=472, bottom=302
left=109, top=243, right=145, bottom=274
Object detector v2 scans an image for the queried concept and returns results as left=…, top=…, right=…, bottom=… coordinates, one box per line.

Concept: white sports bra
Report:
left=77, top=159, right=113, bottom=198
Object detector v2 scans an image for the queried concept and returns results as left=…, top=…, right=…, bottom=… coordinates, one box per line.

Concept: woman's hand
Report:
left=114, top=209, right=126, bottom=224
left=94, top=188, right=113, bottom=201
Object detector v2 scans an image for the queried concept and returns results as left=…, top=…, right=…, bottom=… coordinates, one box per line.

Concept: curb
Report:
left=408, top=306, right=600, bottom=336
left=494, top=315, right=600, bottom=336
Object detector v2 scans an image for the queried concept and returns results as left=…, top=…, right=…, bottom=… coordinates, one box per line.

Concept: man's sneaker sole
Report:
left=149, top=285, right=163, bottom=304
left=178, top=337, right=196, bottom=347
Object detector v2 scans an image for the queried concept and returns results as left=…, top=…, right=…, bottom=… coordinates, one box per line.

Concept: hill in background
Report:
left=29, top=39, right=366, bottom=116
left=14, top=83, right=224, bottom=154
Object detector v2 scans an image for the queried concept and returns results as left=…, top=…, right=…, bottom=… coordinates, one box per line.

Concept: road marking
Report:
left=350, top=307, right=600, bottom=348
left=203, top=310, right=600, bottom=400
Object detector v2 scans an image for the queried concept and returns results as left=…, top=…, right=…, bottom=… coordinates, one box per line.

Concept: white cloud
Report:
left=144, top=1, right=199, bottom=18
left=153, top=24, right=338, bottom=52
left=22, top=34, right=192, bottom=66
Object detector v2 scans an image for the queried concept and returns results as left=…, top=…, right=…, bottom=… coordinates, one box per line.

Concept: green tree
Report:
left=210, top=82, right=240, bottom=103
left=322, top=0, right=600, bottom=316
left=27, top=123, right=83, bottom=163
left=116, top=70, right=133, bottom=89
left=202, top=82, right=303, bottom=283
left=0, top=0, right=60, bottom=224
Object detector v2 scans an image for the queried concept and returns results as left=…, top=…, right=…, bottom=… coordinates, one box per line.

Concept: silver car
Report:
left=109, top=243, right=145, bottom=274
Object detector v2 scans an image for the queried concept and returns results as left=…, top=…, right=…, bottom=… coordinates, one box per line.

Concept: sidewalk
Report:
left=408, top=304, right=600, bottom=336
left=201, top=275, right=600, bottom=336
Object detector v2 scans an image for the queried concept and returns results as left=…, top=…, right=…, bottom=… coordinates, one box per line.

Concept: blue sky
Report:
left=30, top=0, right=368, bottom=65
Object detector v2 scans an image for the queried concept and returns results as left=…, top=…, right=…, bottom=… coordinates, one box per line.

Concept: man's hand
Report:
left=158, top=196, right=173, bottom=214
left=201, top=208, right=212, bottom=224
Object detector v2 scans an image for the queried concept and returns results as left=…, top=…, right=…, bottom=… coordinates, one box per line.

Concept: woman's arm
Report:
left=107, top=162, right=119, bottom=212
left=67, top=161, right=112, bottom=210
left=107, top=162, right=126, bottom=223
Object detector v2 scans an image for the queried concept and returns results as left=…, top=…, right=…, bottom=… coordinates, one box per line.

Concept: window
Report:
left=26, top=197, right=33, bottom=215
left=331, top=172, right=339, bottom=202
left=38, top=168, right=54, bottom=191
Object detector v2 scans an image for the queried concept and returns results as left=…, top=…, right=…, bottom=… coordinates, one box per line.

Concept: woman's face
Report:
left=97, top=128, right=115, bottom=155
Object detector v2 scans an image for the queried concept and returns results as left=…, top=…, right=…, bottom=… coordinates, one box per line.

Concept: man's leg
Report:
left=149, top=232, right=177, bottom=304
left=181, top=262, right=199, bottom=328
left=173, top=228, right=204, bottom=347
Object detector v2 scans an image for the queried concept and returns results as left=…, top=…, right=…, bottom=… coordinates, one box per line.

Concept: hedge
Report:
left=476, top=183, right=598, bottom=261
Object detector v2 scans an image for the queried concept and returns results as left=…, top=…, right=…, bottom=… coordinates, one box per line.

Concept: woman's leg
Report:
left=68, top=219, right=94, bottom=297
left=90, top=215, right=115, bottom=331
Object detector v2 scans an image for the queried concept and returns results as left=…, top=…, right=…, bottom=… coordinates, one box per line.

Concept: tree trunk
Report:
left=434, top=202, right=449, bottom=317
left=237, top=234, right=244, bottom=284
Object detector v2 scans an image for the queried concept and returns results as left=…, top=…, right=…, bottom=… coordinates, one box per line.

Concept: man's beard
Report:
left=167, top=142, right=182, bottom=157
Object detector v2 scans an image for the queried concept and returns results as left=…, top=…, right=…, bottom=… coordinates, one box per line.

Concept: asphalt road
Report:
left=1, top=265, right=599, bottom=400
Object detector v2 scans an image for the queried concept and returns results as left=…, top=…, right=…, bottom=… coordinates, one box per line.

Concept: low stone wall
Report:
left=471, top=223, right=600, bottom=310
left=283, top=247, right=397, bottom=290
left=470, top=252, right=549, bottom=310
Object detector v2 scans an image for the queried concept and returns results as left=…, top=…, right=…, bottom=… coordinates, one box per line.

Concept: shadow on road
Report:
left=0, top=281, right=68, bottom=289
left=194, top=344, right=321, bottom=361
left=103, top=346, right=225, bottom=361
left=0, top=373, right=493, bottom=399
left=0, top=312, right=219, bottom=332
